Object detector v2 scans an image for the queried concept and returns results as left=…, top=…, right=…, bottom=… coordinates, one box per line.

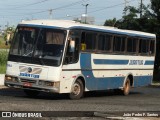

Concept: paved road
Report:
left=0, top=86, right=160, bottom=120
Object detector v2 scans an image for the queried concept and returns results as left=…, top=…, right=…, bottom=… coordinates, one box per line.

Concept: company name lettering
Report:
left=129, top=60, right=144, bottom=65
left=19, top=73, right=39, bottom=78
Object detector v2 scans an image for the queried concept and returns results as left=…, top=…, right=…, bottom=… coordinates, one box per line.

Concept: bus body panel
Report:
left=4, top=20, right=156, bottom=96
left=60, top=52, right=154, bottom=93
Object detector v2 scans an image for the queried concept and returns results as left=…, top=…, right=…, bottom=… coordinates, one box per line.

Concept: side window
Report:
left=81, top=31, right=97, bottom=51
left=98, top=34, right=105, bottom=51
left=139, top=39, right=150, bottom=54
left=85, top=32, right=96, bottom=50
left=150, top=40, right=155, bottom=55
left=127, top=37, right=137, bottom=53
left=97, top=34, right=112, bottom=51
left=113, top=36, right=126, bottom=52
left=105, top=34, right=112, bottom=51
left=64, top=30, right=80, bottom=64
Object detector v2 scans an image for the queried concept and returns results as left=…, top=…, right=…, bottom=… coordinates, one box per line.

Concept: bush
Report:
left=0, top=50, right=9, bottom=74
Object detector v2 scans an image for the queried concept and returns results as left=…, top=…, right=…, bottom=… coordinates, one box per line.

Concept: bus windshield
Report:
left=9, top=26, right=66, bottom=66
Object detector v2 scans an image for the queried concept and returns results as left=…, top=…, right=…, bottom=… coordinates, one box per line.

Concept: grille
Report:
left=20, top=79, right=37, bottom=84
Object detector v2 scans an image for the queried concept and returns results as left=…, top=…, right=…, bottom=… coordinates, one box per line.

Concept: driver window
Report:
left=64, top=30, right=80, bottom=64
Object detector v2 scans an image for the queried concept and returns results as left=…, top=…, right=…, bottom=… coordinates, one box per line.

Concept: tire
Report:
left=122, top=78, right=131, bottom=96
left=69, top=79, right=84, bottom=100
left=23, top=89, right=40, bottom=97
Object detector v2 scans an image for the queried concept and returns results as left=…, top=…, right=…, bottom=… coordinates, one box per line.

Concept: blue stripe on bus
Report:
left=80, top=53, right=152, bottom=90
left=144, top=60, right=154, bottom=65
left=80, top=53, right=124, bottom=90
left=93, top=59, right=129, bottom=65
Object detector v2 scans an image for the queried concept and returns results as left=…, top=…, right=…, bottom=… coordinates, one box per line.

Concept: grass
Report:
left=0, top=36, right=10, bottom=49
left=0, top=36, right=9, bottom=74
left=0, top=50, right=9, bottom=74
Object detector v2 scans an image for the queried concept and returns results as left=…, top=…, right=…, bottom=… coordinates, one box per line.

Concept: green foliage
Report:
left=151, top=0, right=160, bottom=20
left=0, top=37, right=10, bottom=49
left=104, top=2, right=160, bottom=35
left=104, top=18, right=117, bottom=26
left=0, top=50, right=8, bottom=74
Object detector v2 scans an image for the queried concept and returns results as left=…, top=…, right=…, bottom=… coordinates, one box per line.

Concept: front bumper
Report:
left=4, top=76, right=60, bottom=93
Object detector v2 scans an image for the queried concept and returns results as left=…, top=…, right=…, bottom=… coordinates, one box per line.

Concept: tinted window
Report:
left=98, top=34, right=105, bottom=50
left=86, top=32, right=96, bottom=50
left=150, top=40, right=155, bottom=55
left=98, top=34, right=112, bottom=51
left=139, top=39, right=149, bottom=54
left=127, top=38, right=137, bottom=53
left=113, top=36, right=126, bottom=52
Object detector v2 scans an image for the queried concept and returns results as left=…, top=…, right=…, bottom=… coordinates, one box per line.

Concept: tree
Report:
left=150, top=0, right=160, bottom=81
left=151, top=0, right=160, bottom=20
left=104, top=18, right=117, bottom=26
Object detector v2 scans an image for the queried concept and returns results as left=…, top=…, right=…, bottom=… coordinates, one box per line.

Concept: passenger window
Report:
left=113, top=36, right=126, bottom=52
left=85, top=32, right=96, bottom=50
left=98, top=34, right=112, bottom=51
left=150, top=40, right=155, bottom=55
left=139, top=39, right=150, bottom=54
left=127, top=38, right=137, bottom=53
left=98, top=34, right=105, bottom=51
left=81, top=32, right=97, bottom=51
left=105, top=35, right=112, bottom=51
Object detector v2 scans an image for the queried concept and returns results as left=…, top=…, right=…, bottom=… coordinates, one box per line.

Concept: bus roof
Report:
left=19, top=19, right=156, bottom=39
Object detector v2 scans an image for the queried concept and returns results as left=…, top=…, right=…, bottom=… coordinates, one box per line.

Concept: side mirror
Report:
left=69, top=40, right=75, bottom=52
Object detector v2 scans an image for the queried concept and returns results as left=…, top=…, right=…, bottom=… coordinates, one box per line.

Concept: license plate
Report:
left=23, top=82, right=32, bottom=87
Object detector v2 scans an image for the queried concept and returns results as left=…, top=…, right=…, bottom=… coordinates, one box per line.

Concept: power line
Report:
left=57, top=0, right=136, bottom=19
left=25, top=0, right=90, bottom=16
left=11, top=0, right=50, bottom=9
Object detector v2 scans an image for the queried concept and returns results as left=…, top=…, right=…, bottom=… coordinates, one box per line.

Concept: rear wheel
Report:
left=69, top=79, right=84, bottom=100
left=23, top=89, right=40, bottom=97
left=122, top=78, right=130, bottom=96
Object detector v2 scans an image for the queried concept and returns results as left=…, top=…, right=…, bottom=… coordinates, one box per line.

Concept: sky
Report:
left=0, top=0, right=151, bottom=29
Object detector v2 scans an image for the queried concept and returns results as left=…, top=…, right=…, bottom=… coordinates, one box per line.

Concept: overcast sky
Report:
left=0, top=0, right=151, bottom=29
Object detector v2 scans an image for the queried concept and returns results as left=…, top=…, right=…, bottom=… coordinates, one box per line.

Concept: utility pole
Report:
left=140, top=0, right=143, bottom=18
left=49, top=9, right=53, bottom=19
left=82, top=4, right=89, bottom=24
left=124, top=0, right=127, bottom=15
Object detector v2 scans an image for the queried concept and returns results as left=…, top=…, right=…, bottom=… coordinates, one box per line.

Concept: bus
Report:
left=4, top=20, right=156, bottom=99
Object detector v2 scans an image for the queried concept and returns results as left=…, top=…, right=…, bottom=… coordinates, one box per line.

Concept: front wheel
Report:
left=69, top=79, right=84, bottom=100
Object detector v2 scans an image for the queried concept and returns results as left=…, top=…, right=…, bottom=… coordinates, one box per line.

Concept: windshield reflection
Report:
left=9, top=26, right=66, bottom=66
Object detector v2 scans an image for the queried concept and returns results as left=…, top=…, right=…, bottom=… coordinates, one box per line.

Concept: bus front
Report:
left=4, top=24, right=67, bottom=96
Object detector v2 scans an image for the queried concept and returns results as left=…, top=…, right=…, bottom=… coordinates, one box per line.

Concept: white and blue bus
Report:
left=5, top=20, right=156, bottom=99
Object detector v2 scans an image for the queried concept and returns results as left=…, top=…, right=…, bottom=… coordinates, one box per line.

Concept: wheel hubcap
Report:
left=72, top=83, right=80, bottom=96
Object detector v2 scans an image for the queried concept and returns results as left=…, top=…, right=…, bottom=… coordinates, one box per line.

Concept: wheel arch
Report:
left=70, top=74, right=86, bottom=92
left=123, top=73, right=134, bottom=87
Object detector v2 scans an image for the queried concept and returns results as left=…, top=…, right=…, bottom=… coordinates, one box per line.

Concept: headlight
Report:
left=44, top=81, right=54, bottom=86
left=5, top=75, right=19, bottom=82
